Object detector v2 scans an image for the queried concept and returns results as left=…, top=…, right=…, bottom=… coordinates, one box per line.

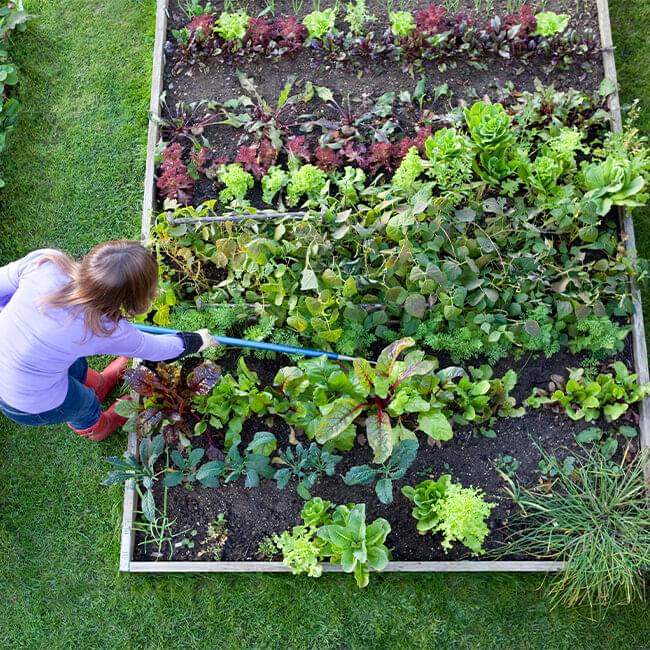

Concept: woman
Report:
left=0, top=240, right=217, bottom=441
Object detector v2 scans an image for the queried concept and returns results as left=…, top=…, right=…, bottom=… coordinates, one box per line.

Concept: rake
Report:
left=133, top=323, right=360, bottom=362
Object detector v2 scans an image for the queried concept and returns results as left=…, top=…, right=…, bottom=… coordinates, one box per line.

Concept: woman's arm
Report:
left=92, top=321, right=204, bottom=361
left=0, top=249, right=54, bottom=306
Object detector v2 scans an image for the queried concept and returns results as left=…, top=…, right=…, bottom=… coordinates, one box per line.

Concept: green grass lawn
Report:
left=1, top=1, right=649, bottom=648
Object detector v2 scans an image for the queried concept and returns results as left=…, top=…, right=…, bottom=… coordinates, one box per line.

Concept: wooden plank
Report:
left=128, top=560, right=565, bottom=573
left=141, top=0, right=169, bottom=241
left=119, top=429, right=138, bottom=572
left=597, top=0, right=650, bottom=486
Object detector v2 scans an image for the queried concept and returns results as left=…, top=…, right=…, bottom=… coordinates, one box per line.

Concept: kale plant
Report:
left=343, top=439, right=419, bottom=504
left=273, top=442, right=342, bottom=499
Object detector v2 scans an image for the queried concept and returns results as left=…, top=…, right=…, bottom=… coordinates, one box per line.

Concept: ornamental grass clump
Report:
left=499, top=449, right=650, bottom=611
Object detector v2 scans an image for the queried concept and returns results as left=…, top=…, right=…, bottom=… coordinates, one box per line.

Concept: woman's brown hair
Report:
left=40, top=240, right=158, bottom=336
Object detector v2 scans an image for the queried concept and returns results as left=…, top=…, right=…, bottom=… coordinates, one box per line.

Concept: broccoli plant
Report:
left=273, top=442, right=342, bottom=499
left=402, top=476, right=495, bottom=555
left=527, top=362, right=650, bottom=422
left=222, top=441, right=275, bottom=488
left=343, top=439, right=419, bottom=504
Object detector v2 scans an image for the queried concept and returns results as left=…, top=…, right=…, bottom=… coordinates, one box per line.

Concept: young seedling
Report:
left=343, top=439, right=419, bottom=504
left=273, top=442, right=342, bottom=499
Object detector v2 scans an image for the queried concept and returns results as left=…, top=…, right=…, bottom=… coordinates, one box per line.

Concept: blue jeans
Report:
left=0, top=358, right=101, bottom=429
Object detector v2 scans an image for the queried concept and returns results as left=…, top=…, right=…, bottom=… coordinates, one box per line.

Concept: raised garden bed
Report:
left=115, top=0, right=650, bottom=588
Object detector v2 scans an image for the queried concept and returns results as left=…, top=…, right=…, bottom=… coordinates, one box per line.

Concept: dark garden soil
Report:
left=133, top=337, right=642, bottom=563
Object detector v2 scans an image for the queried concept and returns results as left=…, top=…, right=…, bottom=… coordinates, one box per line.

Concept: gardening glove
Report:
left=196, top=328, right=220, bottom=352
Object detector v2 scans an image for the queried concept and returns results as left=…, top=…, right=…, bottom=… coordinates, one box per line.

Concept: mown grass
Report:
left=0, top=1, right=649, bottom=648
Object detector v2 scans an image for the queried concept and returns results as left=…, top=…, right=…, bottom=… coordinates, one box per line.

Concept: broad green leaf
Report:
left=246, top=431, right=277, bottom=456
left=300, top=268, right=319, bottom=291
left=367, top=411, right=393, bottom=464
left=575, top=427, right=603, bottom=443
left=343, top=465, right=376, bottom=485
left=376, top=337, right=415, bottom=377
left=600, top=437, right=618, bottom=460
left=141, top=490, right=156, bottom=523
left=315, top=397, right=362, bottom=443
left=353, top=358, right=375, bottom=393
left=404, top=294, right=426, bottom=319
left=418, top=411, right=453, bottom=441
left=375, top=478, right=394, bottom=505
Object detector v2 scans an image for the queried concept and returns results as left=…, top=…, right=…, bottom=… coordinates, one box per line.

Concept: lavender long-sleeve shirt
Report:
left=0, top=250, right=184, bottom=413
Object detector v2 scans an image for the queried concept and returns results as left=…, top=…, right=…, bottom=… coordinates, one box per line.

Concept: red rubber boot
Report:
left=69, top=397, right=132, bottom=442
left=84, top=356, right=129, bottom=402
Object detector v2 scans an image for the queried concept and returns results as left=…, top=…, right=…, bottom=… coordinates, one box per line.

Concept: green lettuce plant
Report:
left=193, top=357, right=275, bottom=448
left=273, top=500, right=390, bottom=587
left=317, top=503, right=391, bottom=587
left=286, top=163, right=327, bottom=207
left=389, top=10, right=415, bottom=38
left=301, top=496, right=333, bottom=527
left=344, top=0, right=374, bottom=35
left=402, top=476, right=495, bottom=554
left=423, top=127, right=473, bottom=192
left=303, top=8, right=337, bottom=40
left=391, top=147, right=424, bottom=197
left=464, top=101, right=514, bottom=152
left=533, top=11, right=570, bottom=37
left=217, top=163, right=254, bottom=207
left=261, top=165, right=288, bottom=205
left=215, top=11, right=250, bottom=41
left=527, top=362, right=650, bottom=422
left=580, top=155, right=647, bottom=216
left=273, top=526, right=324, bottom=577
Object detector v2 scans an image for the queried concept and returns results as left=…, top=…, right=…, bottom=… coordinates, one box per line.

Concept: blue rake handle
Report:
left=133, top=323, right=358, bottom=362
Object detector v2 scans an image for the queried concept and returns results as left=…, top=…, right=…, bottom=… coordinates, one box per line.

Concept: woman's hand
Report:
left=197, top=328, right=220, bottom=352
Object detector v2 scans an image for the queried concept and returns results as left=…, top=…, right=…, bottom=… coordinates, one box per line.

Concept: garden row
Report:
left=110, top=0, right=650, bottom=608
